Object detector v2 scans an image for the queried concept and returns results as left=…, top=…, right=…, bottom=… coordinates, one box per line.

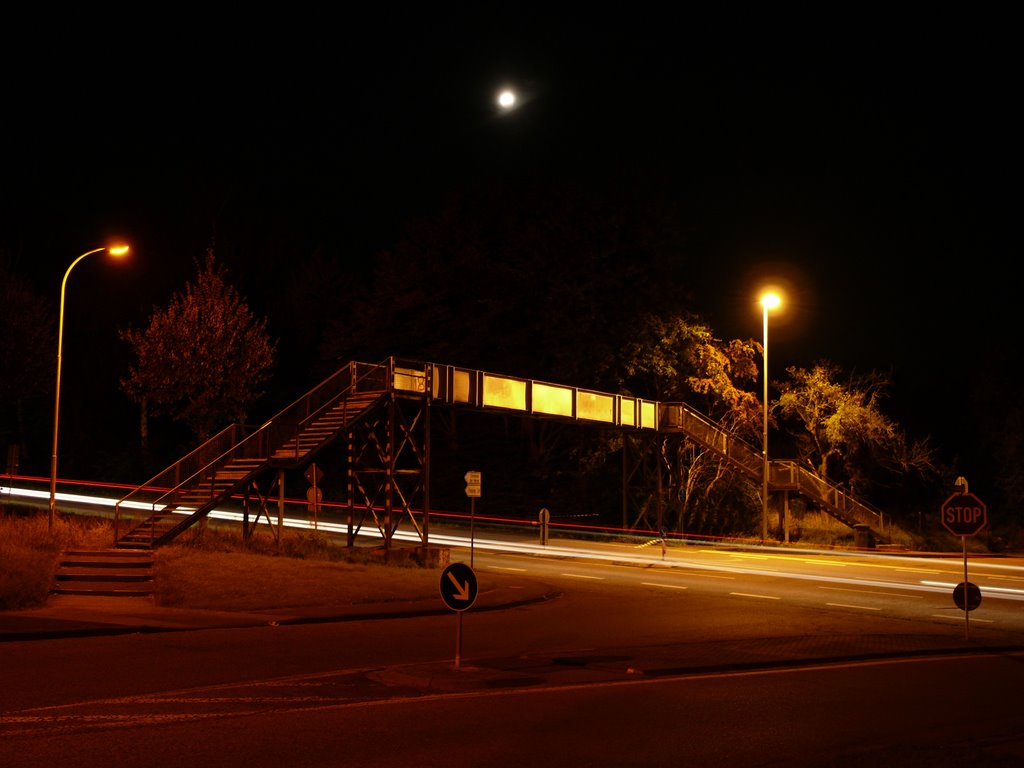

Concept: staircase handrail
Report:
left=660, top=402, right=894, bottom=541
left=268, top=358, right=393, bottom=464
left=658, top=401, right=764, bottom=479
left=114, top=422, right=250, bottom=537
left=114, top=358, right=394, bottom=538
left=790, top=463, right=885, bottom=531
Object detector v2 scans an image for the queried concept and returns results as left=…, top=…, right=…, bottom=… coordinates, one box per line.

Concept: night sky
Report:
left=2, top=12, right=1018, bottom=485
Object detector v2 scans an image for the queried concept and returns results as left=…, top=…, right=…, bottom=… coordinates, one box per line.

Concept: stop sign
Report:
left=940, top=492, right=987, bottom=536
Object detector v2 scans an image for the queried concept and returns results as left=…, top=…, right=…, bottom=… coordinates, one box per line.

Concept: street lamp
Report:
left=760, top=290, right=781, bottom=544
left=49, top=244, right=130, bottom=530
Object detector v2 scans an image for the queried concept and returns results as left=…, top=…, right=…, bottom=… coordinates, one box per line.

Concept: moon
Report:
left=497, top=89, right=517, bottom=109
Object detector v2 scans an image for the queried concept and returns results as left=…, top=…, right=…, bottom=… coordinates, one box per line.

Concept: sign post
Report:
left=305, top=463, right=324, bottom=531
left=439, top=562, right=478, bottom=669
left=940, top=490, right=987, bottom=639
left=465, top=471, right=481, bottom=567
left=538, top=507, right=550, bottom=545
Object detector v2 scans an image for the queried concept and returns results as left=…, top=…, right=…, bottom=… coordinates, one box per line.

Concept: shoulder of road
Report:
left=0, top=572, right=561, bottom=643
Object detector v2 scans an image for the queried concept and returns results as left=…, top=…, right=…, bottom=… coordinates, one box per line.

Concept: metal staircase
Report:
left=659, top=402, right=892, bottom=542
left=114, top=360, right=390, bottom=548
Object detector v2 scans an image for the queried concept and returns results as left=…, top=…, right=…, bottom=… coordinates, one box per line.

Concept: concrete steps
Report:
left=52, top=549, right=154, bottom=598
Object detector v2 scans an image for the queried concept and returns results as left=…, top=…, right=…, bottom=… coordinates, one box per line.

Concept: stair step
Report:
left=56, top=569, right=152, bottom=582
left=53, top=585, right=155, bottom=597
left=52, top=549, right=155, bottom=598
left=60, top=561, right=151, bottom=573
left=62, top=549, right=151, bottom=560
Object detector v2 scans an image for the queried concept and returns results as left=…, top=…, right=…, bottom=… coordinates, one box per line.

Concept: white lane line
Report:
left=931, top=614, right=994, bottom=623
left=826, top=602, right=881, bottom=611
left=642, top=582, right=688, bottom=590
left=561, top=573, right=604, bottom=580
left=489, top=566, right=527, bottom=572
left=819, top=586, right=923, bottom=599
left=674, top=570, right=735, bottom=580
left=730, top=592, right=780, bottom=600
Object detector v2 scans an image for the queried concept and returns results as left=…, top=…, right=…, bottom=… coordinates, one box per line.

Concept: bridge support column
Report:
left=277, top=469, right=285, bottom=553
left=783, top=491, right=791, bottom=543
left=347, top=391, right=429, bottom=551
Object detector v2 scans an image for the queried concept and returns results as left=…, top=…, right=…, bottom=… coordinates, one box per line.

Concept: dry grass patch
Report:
left=0, top=510, right=116, bottom=610
left=155, top=546, right=447, bottom=611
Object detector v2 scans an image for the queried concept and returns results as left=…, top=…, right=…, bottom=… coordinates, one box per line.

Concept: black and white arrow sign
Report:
left=439, top=562, right=478, bottom=611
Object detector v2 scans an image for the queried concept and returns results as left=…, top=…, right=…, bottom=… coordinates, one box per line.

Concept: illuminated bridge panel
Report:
left=532, top=382, right=574, bottom=417
left=483, top=374, right=527, bottom=411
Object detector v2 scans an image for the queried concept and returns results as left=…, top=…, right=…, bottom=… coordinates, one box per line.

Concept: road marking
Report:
left=932, top=614, right=994, bottom=623
left=826, top=602, right=881, bottom=611
left=673, top=569, right=735, bottom=580
left=819, top=586, right=923, bottom=599
left=730, top=592, right=780, bottom=600
left=642, top=582, right=688, bottom=590
left=561, top=573, right=604, bottom=580
left=797, top=559, right=848, bottom=567
left=488, top=566, right=527, bottom=572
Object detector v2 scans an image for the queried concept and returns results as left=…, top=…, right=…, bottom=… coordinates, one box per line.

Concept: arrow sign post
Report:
left=439, top=562, right=478, bottom=669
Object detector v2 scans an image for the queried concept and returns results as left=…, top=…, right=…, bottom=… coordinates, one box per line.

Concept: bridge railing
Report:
left=658, top=402, right=763, bottom=479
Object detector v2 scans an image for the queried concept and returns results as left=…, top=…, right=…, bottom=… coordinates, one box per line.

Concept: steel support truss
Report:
left=345, top=391, right=430, bottom=549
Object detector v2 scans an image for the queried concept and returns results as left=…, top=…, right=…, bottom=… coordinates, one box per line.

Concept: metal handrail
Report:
left=114, top=357, right=395, bottom=544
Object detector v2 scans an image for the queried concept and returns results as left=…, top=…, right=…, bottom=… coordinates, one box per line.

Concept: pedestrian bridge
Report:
left=114, top=357, right=893, bottom=549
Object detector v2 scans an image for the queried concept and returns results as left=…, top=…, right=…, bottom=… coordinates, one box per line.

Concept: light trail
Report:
left=6, top=482, right=1024, bottom=603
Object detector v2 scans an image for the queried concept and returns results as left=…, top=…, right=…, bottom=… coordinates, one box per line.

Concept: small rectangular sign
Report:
left=465, top=485, right=481, bottom=498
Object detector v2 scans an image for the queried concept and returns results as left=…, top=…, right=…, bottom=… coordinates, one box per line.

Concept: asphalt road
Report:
left=2, top=542, right=1023, bottom=767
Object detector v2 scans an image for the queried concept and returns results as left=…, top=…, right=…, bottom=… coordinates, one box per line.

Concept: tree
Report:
left=775, top=362, right=938, bottom=497
left=617, top=313, right=762, bottom=432
left=119, top=250, right=277, bottom=444
left=0, top=256, right=54, bottom=469
left=613, top=312, right=764, bottom=534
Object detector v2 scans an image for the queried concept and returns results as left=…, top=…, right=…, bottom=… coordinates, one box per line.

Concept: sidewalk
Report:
left=0, top=579, right=561, bottom=643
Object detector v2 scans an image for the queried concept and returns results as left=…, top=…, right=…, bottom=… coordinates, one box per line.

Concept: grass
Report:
left=0, top=510, right=449, bottom=613
left=0, top=511, right=117, bottom=609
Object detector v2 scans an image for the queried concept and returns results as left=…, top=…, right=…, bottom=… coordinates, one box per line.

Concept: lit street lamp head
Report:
left=760, top=291, right=782, bottom=312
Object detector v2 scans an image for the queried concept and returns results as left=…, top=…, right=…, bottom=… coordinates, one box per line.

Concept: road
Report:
left=2, top=537, right=1023, bottom=766
left=470, top=540, right=1024, bottom=638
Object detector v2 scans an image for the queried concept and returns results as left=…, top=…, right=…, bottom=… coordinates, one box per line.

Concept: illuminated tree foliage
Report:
left=119, top=251, right=276, bottom=444
left=775, top=362, right=937, bottom=497
left=617, top=312, right=762, bottom=434
left=613, top=313, right=765, bottom=535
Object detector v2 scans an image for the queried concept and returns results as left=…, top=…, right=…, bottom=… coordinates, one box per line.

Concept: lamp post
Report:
left=49, top=245, right=130, bottom=530
left=760, top=291, right=781, bottom=544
